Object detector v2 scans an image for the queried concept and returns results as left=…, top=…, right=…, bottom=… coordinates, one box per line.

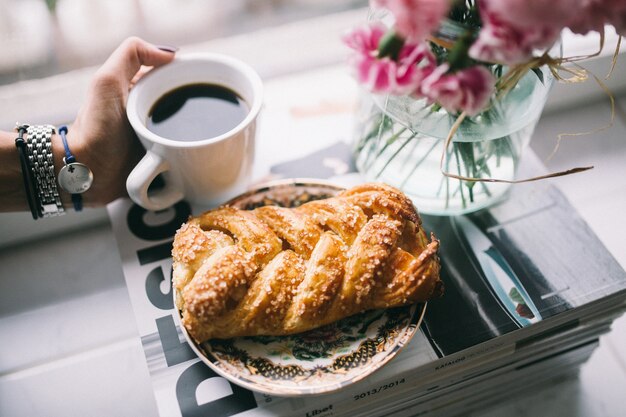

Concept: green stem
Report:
left=400, top=135, right=421, bottom=167
left=355, top=112, right=386, bottom=153
left=445, top=173, right=450, bottom=210
left=400, top=140, right=439, bottom=188
left=479, top=180, right=492, bottom=197
left=366, top=126, right=408, bottom=172
left=444, top=140, right=456, bottom=209
left=453, top=144, right=467, bottom=208
left=362, top=113, right=389, bottom=168
left=436, top=172, right=445, bottom=198
left=456, top=141, right=477, bottom=203
left=376, top=133, right=416, bottom=178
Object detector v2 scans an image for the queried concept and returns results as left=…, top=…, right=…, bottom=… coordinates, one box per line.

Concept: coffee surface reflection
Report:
left=147, top=83, right=248, bottom=141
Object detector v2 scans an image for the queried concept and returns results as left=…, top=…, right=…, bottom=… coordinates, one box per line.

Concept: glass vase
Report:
left=353, top=64, right=555, bottom=216
left=353, top=10, right=558, bottom=215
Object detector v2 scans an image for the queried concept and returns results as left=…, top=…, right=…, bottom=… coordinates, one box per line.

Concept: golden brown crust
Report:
left=253, top=206, right=322, bottom=257
left=173, top=182, right=443, bottom=342
left=284, top=232, right=346, bottom=332
left=295, top=198, right=367, bottom=245
left=338, top=183, right=420, bottom=225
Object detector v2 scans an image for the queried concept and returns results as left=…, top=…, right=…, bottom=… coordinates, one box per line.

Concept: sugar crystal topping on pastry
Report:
left=172, top=183, right=443, bottom=342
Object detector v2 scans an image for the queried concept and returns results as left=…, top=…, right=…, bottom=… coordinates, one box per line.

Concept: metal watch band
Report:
left=25, top=125, right=65, bottom=217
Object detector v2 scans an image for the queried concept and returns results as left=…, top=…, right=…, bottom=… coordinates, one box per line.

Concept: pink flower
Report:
left=568, top=0, right=626, bottom=36
left=371, top=0, right=451, bottom=41
left=480, top=0, right=578, bottom=29
left=476, top=0, right=626, bottom=39
left=469, top=19, right=560, bottom=65
left=420, top=65, right=496, bottom=116
left=614, top=11, right=626, bottom=36
left=469, top=0, right=565, bottom=64
left=343, top=24, right=436, bottom=94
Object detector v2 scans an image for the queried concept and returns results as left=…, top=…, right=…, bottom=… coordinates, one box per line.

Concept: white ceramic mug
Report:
left=126, top=53, right=262, bottom=211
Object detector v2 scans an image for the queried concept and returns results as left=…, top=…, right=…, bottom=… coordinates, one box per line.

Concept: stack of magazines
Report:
left=108, top=141, right=626, bottom=417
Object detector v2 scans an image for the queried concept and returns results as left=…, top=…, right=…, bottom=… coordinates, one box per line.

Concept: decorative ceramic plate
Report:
left=175, top=179, right=427, bottom=396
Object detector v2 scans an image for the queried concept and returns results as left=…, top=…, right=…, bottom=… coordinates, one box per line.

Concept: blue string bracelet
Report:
left=57, top=125, right=94, bottom=211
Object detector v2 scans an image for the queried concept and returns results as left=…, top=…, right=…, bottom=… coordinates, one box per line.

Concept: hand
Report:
left=61, top=37, right=176, bottom=207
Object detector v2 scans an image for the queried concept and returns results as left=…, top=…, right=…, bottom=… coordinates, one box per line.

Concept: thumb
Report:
left=97, top=37, right=177, bottom=85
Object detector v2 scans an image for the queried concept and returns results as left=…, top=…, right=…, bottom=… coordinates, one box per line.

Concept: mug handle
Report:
left=126, top=150, right=184, bottom=211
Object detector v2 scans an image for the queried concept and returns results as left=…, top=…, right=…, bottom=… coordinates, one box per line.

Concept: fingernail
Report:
left=156, top=44, right=179, bottom=53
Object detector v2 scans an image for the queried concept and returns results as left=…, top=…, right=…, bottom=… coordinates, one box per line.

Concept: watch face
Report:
left=58, top=162, right=93, bottom=194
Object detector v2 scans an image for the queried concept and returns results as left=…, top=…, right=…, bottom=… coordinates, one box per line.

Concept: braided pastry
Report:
left=173, top=183, right=442, bottom=342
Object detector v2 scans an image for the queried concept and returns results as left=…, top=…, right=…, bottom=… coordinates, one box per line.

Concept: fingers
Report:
left=130, top=65, right=153, bottom=88
left=96, top=37, right=177, bottom=88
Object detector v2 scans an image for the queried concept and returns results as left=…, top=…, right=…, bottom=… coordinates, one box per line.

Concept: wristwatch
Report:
left=25, top=125, right=65, bottom=217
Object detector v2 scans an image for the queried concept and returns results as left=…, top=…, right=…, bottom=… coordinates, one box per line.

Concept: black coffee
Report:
left=147, top=83, right=248, bottom=141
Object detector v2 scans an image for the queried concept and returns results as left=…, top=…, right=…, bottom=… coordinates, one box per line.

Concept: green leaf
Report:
left=493, top=65, right=504, bottom=79
left=447, top=31, right=475, bottom=71
left=448, top=30, right=476, bottom=72
left=531, top=67, right=545, bottom=85
left=378, top=31, right=405, bottom=61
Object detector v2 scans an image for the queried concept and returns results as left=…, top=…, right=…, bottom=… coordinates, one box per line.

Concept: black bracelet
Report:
left=14, top=124, right=42, bottom=219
